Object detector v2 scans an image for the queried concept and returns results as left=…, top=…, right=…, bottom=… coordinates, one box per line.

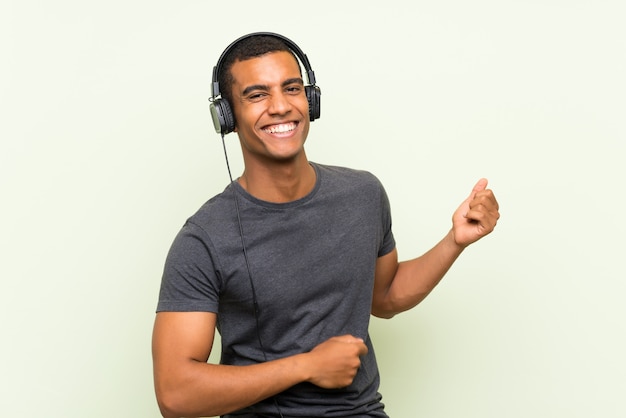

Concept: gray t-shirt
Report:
left=157, top=162, right=396, bottom=417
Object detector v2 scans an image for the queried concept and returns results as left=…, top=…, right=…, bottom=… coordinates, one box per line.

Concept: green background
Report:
left=2, top=0, right=624, bottom=416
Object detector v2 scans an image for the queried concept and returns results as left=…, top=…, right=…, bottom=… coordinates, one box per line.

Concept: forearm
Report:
left=373, top=229, right=464, bottom=318
left=155, top=353, right=310, bottom=418
left=153, top=311, right=367, bottom=418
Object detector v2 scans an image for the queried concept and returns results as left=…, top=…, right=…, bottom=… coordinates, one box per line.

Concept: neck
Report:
left=238, top=155, right=316, bottom=203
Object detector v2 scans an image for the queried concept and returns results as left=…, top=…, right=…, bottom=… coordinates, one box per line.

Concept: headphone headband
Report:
left=211, top=32, right=317, bottom=99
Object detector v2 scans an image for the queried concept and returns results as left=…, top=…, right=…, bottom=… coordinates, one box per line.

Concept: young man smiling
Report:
left=152, top=33, right=500, bottom=418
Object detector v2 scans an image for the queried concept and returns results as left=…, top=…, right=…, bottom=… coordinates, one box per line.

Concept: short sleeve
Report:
left=378, top=182, right=396, bottom=257
left=156, top=221, right=221, bottom=313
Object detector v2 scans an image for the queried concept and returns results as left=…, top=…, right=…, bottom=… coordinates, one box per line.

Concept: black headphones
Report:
left=209, top=32, right=321, bottom=135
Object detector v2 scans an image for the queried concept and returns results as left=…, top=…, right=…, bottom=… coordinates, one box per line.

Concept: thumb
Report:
left=468, top=178, right=488, bottom=199
left=459, top=178, right=488, bottom=217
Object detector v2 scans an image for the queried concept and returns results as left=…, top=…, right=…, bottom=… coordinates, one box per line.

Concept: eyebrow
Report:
left=241, top=77, right=304, bottom=97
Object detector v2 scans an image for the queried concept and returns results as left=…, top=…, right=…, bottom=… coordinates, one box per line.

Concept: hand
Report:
left=305, top=335, right=368, bottom=389
left=451, top=178, right=500, bottom=247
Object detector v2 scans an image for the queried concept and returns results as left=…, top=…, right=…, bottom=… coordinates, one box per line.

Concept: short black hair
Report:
left=217, top=35, right=301, bottom=105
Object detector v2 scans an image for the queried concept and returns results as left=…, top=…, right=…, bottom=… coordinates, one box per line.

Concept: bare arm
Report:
left=372, top=179, right=500, bottom=318
left=152, top=312, right=367, bottom=418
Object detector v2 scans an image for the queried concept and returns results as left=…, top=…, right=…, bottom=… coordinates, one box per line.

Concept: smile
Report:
left=262, top=122, right=297, bottom=134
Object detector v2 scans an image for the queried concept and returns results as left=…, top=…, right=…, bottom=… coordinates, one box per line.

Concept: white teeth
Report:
left=264, top=123, right=296, bottom=134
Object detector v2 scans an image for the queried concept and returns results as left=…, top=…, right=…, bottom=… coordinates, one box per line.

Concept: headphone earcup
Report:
left=210, top=99, right=236, bottom=134
left=306, top=85, right=321, bottom=121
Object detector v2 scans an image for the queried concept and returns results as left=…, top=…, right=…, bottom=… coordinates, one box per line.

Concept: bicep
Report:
left=152, top=311, right=217, bottom=366
left=152, top=312, right=219, bottom=415
left=371, top=248, right=399, bottom=318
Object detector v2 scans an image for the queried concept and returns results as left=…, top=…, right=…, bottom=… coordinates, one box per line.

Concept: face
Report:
left=228, top=51, right=311, bottom=166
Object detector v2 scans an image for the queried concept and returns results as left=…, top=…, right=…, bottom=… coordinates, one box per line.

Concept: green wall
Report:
left=2, top=0, right=625, bottom=416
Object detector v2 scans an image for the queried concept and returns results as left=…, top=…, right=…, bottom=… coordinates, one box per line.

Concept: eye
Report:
left=285, top=85, right=303, bottom=95
left=247, top=92, right=267, bottom=102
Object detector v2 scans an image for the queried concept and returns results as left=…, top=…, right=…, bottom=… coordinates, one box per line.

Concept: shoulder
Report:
left=185, top=184, right=237, bottom=229
left=164, top=185, right=239, bottom=272
left=310, top=163, right=390, bottom=213
left=166, top=184, right=240, bottom=253
left=313, top=162, right=383, bottom=190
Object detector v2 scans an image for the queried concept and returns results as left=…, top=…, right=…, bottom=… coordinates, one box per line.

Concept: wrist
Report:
left=291, top=352, right=315, bottom=383
left=446, top=229, right=467, bottom=253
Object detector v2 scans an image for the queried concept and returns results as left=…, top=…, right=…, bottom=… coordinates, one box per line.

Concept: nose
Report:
left=268, top=91, right=292, bottom=116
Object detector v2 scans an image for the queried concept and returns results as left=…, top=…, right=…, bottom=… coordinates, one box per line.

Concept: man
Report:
left=152, top=33, right=499, bottom=418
